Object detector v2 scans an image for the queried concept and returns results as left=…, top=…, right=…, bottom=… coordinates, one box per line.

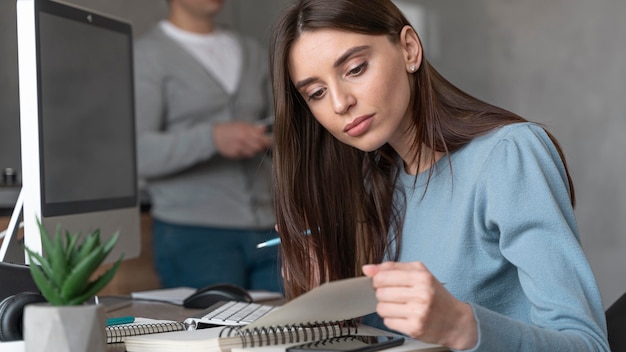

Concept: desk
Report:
left=102, top=297, right=449, bottom=352
left=103, top=296, right=286, bottom=352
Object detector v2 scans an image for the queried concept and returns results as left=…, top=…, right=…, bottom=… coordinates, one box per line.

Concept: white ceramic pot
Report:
left=23, top=303, right=106, bottom=352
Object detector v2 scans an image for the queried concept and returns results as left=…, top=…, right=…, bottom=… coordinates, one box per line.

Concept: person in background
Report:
left=269, top=0, right=609, bottom=350
left=134, top=0, right=281, bottom=292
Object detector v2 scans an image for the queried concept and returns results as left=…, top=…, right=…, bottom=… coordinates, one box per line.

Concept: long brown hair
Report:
left=269, top=0, right=575, bottom=298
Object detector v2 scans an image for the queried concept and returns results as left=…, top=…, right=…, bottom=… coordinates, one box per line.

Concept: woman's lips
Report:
left=344, top=114, right=374, bottom=137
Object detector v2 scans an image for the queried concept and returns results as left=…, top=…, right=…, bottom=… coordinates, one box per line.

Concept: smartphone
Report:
left=286, top=335, right=404, bottom=352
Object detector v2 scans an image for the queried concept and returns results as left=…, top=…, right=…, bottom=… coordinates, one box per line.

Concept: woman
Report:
left=269, top=0, right=609, bottom=351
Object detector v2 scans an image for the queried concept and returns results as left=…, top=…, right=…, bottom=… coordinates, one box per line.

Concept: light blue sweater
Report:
left=393, top=123, right=608, bottom=351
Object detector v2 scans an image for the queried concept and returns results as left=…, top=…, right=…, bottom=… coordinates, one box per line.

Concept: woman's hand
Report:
left=362, top=261, right=478, bottom=350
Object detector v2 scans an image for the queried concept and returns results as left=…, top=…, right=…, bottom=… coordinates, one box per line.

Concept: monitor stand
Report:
left=0, top=189, right=26, bottom=264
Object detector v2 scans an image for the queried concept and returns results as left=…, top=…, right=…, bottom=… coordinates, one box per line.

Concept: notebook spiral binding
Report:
left=106, top=321, right=187, bottom=344
left=219, top=319, right=358, bottom=348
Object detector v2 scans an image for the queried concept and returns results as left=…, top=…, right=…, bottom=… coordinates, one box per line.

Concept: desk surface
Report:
left=103, top=296, right=285, bottom=352
left=104, top=296, right=203, bottom=321
left=102, top=297, right=448, bottom=352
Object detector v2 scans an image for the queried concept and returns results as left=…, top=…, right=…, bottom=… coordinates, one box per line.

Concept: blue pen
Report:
left=106, top=316, right=135, bottom=326
left=256, top=237, right=281, bottom=248
left=256, top=229, right=312, bottom=248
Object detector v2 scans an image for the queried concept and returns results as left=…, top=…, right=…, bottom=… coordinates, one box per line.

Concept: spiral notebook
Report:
left=124, top=277, right=380, bottom=352
left=106, top=318, right=187, bottom=344
left=124, top=321, right=360, bottom=352
left=123, top=322, right=445, bottom=352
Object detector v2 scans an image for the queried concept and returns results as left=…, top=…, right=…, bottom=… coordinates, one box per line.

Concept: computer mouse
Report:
left=183, top=283, right=253, bottom=309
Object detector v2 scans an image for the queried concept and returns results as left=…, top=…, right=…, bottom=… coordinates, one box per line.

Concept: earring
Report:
left=409, top=65, right=416, bottom=73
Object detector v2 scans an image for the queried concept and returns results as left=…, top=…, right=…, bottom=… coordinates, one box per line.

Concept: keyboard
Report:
left=184, top=301, right=276, bottom=330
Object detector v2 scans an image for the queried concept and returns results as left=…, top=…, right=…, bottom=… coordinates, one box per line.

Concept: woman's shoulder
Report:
left=470, top=122, right=553, bottom=151
left=451, top=122, right=559, bottom=173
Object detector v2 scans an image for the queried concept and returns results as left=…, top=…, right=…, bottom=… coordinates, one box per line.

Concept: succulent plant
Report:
left=24, top=219, right=123, bottom=306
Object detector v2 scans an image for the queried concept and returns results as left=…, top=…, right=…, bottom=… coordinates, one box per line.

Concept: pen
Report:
left=256, top=237, right=281, bottom=248
left=106, top=315, right=135, bottom=326
left=256, top=229, right=311, bottom=248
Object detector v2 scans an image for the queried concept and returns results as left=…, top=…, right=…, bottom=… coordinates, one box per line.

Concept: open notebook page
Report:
left=244, top=276, right=376, bottom=330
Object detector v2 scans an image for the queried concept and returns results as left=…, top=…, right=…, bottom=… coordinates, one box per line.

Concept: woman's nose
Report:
left=331, top=87, right=356, bottom=115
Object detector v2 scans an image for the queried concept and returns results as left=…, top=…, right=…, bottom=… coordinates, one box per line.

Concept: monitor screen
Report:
left=38, top=8, right=136, bottom=215
left=12, top=0, right=141, bottom=263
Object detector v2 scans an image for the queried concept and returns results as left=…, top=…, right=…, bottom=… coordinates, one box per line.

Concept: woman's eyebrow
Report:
left=295, top=77, right=317, bottom=90
left=333, top=45, right=370, bottom=68
left=294, top=45, right=371, bottom=90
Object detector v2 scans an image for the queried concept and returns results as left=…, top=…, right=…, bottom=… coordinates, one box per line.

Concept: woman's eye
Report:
left=348, top=62, right=367, bottom=76
left=308, top=88, right=326, bottom=101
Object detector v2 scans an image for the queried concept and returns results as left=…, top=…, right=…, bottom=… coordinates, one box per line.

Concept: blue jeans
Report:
left=152, top=219, right=282, bottom=292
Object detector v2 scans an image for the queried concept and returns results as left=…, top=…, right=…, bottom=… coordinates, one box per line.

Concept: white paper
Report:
left=0, top=340, right=25, bottom=352
left=245, top=276, right=376, bottom=329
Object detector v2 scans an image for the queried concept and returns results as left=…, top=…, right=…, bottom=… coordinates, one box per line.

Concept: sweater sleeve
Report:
left=133, top=35, right=217, bottom=179
left=461, top=124, right=609, bottom=351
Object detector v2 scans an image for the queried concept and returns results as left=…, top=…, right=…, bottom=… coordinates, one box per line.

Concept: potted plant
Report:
left=22, top=219, right=123, bottom=352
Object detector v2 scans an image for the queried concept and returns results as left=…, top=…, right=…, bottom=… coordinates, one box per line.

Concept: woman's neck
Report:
left=401, top=147, right=444, bottom=175
left=389, top=118, right=443, bottom=175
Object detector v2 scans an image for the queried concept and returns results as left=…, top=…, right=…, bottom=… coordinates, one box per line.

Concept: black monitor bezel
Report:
left=34, top=0, right=138, bottom=217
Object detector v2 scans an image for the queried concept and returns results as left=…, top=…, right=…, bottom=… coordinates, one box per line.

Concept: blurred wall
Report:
left=1, top=0, right=624, bottom=307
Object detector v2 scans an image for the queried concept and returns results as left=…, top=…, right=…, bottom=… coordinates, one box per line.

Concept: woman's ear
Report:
left=400, top=25, right=422, bottom=73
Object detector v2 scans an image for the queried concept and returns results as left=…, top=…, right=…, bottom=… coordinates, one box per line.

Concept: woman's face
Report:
left=288, top=28, right=420, bottom=153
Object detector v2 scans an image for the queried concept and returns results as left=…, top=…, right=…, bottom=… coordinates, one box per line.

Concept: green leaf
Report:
left=72, top=230, right=100, bottom=267
left=102, top=232, right=120, bottom=254
left=66, top=255, right=123, bottom=305
left=49, top=226, right=68, bottom=287
left=24, top=247, right=55, bottom=283
left=36, top=220, right=54, bottom=256
left=64, top=230, right=80, bottom=263
left=25, top=254, right=64, bottom=305
left=60, top=247, right=106, bottom=300
left=35, top=220, right=54, bottom=262
left=37, top=221, right=69, bottom=287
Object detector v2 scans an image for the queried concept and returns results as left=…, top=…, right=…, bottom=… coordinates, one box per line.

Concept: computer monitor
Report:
left=1, top=0, right=141, bottom=264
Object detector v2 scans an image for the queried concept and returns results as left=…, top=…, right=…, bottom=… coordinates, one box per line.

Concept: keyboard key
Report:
left=184, top=301, right=276, bottom=329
